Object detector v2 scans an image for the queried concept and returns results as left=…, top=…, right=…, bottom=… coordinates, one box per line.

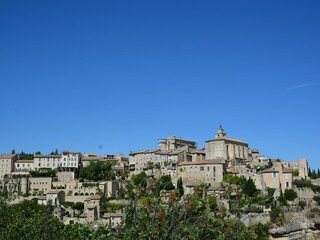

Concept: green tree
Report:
left=223, top=174, right=240, bottom=185
left=241, top=178, right=258, bottom=198
left=311, top=169, right=317, bottom=179
left=131, top=172, right=147, bottom=188
left=79, top=161, right=115, bottom=181
left=159, top=175, right=175, bottom=190
left=249, top=223, right=270, bottom=240
left=122, top=179, right=254, bottom=240
left=177, top=177, right=184, bottom=198
left=284, top=189, right=297, bottom=201
left=270, top=205, right=283, bottom=224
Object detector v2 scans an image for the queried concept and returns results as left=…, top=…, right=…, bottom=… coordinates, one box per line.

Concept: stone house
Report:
left=14, top=159, right=34, bottom=174
left=261, top=165, right=293, bottom=193
left=177, top=159, right=226, bottom=185
left=0, top=154, right=18, bottom=180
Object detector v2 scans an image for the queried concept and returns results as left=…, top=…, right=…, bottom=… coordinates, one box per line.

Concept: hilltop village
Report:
left=1, top=127, right=320, bottom=239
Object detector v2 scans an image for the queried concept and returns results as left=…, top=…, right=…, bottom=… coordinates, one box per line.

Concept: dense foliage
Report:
left=29, top=169, right=57, bottom=177
left=79, top=162, right=115, bottom=181
left=283, top=189, right=297, bottom=201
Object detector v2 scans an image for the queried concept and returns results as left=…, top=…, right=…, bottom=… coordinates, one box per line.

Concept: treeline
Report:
left=11, top=149, right=60, bottom=160
left=308, top=168, right=320, bottom=179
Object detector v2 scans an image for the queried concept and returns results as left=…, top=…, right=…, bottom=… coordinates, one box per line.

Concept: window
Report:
left=200, top=166, right=204, bottom=171
left=286, top=182, right=289, bottom=188
left=272, top=172, right=277, bottom=178
left=213, top=166, right=216, bottom=172
left=207, top=167, right=210, bottom=171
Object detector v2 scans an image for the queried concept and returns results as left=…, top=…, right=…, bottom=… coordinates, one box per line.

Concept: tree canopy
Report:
left=79, top=161, right=115, bottom=181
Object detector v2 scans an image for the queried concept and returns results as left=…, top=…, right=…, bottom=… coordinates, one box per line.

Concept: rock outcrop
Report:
left=269, top=216, right=320, bottom=240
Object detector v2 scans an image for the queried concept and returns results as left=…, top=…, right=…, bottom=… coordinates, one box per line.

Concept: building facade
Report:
left=34, top=151, right=81, bottom=172
left=14, top=160, right=34, bottom=175
left=205, top=127, right=249, bottom=168
left=177, top=159, right=226, bottom=184
left=0, top=154, right=18, bottom=180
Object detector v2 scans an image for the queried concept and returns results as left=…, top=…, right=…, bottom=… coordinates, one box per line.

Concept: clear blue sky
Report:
left=0, top=1, right=319, bottom=169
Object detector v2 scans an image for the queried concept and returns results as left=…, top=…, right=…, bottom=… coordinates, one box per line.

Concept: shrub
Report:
left=298, top=200, right=306, bottom=208
left=313, top=196, right=320, bottom=205
left=284, top=189, right=297, bottom=201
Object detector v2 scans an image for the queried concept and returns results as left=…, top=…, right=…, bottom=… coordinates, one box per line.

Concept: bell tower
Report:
left=215, top=125, right=227, bottom=138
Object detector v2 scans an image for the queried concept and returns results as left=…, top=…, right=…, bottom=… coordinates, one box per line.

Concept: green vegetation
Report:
left=79, top=161, right=115, bottom=181
left=292, top=168, right=299, bottom=177
left=270, top=205, right=284, bottom=224
left=308, top=167, right=320, bottom=179
left=298, top=200, right=306, bottom=209
left=0, top=175, right=271, bottom=239
left=176, top=177, right=184, bottom=198
left=313, top=196, right=320, bottom=205
left=283, top=189, right=297, bottom=201
left=100, top=202, right=125, bottom=214
left=29, top=169, right=57, bottom=177
left=131, top=172, right=147, bottom=187
left=223, top=174, right=241, bottom=185
left=159, top=175, right=175, bottom=190
left=240, top=178, right=258, bottom=198
left=18, top=151, right=38, bottom=160
left=293, top=179, right=320, bottom=193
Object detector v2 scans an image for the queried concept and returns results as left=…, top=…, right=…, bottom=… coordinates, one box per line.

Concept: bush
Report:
left=250, top=223, right=269, bottom=240
left=310, top=208, right=320, bottom=214
left=284, top=189, right=297, bottom=201
left=298, top=200, right=306, bottom=208
left=313, top=196, right=320, bottom=205
left=292, top=169, right=299, bottom=177
left=270, top=206, right=283, bottom=224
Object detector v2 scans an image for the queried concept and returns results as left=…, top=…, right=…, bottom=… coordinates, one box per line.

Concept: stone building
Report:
left=205, top=127, right=249, bottom=169
left=177, top=159, right=226, bottom=185
left=280, top=158, right=309, bottom=180
left=158, top=136, right=197, bottom=151
left=29, top=177, right=53, bottom=194
left=0, top=154, right=18, bottom=180
left=84, top=195, right=101, bottom=223
left=14, top=159, right=34, bottom=175
left=34, top=154, right=61, bottom=169
left=261, top=164, right=293, bottom=193
left=102, top=213, right=125, bottom=228
left=129, top=136, right=205, bottom=176
left=34, top=151, right=81, bottom=175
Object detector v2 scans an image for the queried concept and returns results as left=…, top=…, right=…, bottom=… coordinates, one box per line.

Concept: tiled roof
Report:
left=34, top=155, right=61, bottom=158
left=261, top=168, right=279, bottom=173
left=0, top=154, right=17, bottom=159
left=15, top=160, right=34, bottom=163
